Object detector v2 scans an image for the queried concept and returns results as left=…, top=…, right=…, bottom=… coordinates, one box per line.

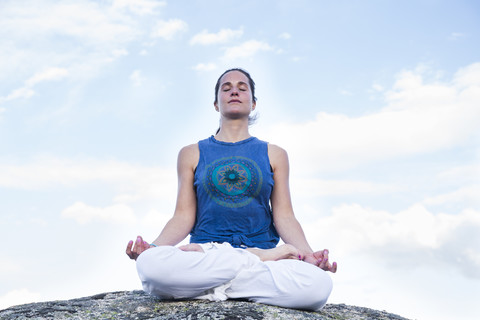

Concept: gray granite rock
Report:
left=0, top=290, right=411, bottom=320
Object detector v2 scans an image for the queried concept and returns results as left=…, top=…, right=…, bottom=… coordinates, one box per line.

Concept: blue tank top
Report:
left=190, top=136, right=280, bottom=249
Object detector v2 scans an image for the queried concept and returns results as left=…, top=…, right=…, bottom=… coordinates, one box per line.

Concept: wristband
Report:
left=149, top=243, right=158, bottom=247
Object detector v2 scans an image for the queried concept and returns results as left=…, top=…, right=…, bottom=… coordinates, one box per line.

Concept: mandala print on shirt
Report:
left=204, top=156, right=263, bottom=208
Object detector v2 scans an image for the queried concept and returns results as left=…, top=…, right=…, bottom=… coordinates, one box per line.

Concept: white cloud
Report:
left=305, top=203, right=480, bottom=278
left=61, top=202, right=174, bottom=226
left=25, top=67, right=69, bottom=87
left=0, top=157, right=178, bottom=227
left=453, top=62, right=480, bottom=87
left=112, top=0, right=166, bottom=15
left=141, top=209, right=171, bottom=227
left=1, top=2, right=139, bottom=46
left=371, top=83, right=384, bottom=92
left=0, top=1, right=143, bottom=88
left=193, top=63, right=217, bottom=72
left=437, top=163, right=480, bottom=184
left=0, top=157, right=176, bottom=194
left=291, top=178, right=399, bottom=196
left=264, top=62, right=480, bottom=172
left=422, top=185, right=480, bottom=207
left=0, top=67, right=68, bottom=104
left=278, top=32, right=291, bottom=40
left=0, top=289, right=41, bottom=310
left=130, top=69, right=144, bottom=87
left=339, top=89, right=352, bottom=96
left=112, top=48, right=129, bottom=58
left=448, top=32, right=466, bottom=40
left=151, top=19, right=188, bottom=40
left=222, top=40, right=273, bottom=61
left=0, top=258, right=20, bottom=274
left=190, top=28, right=243, bottom=45
left=62, top=201, right=137, bottom=224
left=0, top=87, right=35, bottom=104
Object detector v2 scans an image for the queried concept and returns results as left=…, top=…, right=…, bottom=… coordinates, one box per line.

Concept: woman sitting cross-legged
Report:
left=126, top=68, right=337, bottom=311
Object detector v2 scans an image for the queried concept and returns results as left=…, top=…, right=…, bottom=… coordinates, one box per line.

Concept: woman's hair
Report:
left=214, top=68, right=258, bottom=134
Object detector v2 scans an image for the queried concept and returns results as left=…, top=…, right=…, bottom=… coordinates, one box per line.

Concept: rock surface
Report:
left=0, top=290, right=411, bottom=320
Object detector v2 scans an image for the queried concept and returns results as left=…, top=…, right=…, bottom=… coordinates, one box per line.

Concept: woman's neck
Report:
left=215, top=120, right=251, bottom=143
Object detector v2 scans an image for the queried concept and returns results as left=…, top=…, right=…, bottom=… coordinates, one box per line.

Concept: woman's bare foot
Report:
left=247, top=244, right=300, bottom=261
left=178, top=243, right=205, bottom=253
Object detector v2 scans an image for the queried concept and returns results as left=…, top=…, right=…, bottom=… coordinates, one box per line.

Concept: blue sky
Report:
left=1, top=1, right=479, bottom=319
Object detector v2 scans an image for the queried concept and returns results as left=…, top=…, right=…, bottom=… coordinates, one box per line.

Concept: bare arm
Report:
left=269, top=144, right=313, bottom=254
left=150, top=144, right=198, bottom=246
left=126, top=144, right=198, bottom=259
left=269, top=144, right=337, bottom=272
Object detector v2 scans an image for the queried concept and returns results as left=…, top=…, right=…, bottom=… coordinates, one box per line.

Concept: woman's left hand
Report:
left=303, top=249, right=337, bottom=273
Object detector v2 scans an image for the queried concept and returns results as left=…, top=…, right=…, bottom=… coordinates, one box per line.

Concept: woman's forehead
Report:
left=220, top=70, right=249, bottom=85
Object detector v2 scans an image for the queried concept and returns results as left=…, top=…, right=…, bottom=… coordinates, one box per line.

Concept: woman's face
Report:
left=215, top=70, right=256, bottom=119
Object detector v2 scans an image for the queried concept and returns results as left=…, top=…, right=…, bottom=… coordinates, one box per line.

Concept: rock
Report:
left=0, top=290, right=411, bottom=320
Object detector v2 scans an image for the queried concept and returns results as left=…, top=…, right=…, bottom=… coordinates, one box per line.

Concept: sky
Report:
left=0, top=1, right=479, bottom=319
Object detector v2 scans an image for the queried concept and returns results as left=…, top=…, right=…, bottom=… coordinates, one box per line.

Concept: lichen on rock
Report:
left=0, top=290, right=410, bottom=320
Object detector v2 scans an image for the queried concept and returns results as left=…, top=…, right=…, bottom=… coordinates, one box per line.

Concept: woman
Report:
left=126, top=68, right=337, bottom=310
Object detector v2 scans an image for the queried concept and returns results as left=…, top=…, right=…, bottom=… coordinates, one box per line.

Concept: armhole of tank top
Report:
left=193, top=142, right=201, bottom=175
left=266, top=142, right=274, bottom=173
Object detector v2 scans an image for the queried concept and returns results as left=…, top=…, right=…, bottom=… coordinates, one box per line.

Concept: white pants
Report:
left=136, top=242, right=333, bottom=311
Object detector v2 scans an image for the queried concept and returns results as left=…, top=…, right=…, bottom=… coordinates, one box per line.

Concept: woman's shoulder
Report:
left=177, top=143, right=200, bottom=169
left=267, top=143, right=288, bottom=157
left=179, top=143, right=199, bottom=157
left=267, top=143, right=289, bottom=171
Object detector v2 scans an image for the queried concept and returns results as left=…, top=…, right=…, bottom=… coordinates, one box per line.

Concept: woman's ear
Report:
left=251, top=101, right=256, bottom=111
left=214, top=102, right=219, bottom=112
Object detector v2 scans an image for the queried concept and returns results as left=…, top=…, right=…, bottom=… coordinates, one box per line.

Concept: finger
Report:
left=322, top=249, right=329, bottom=262
left=127, top=240, right=139, bottom=260
left=290, top=247, right=301, bottom=260
left=325, top=261, right=333, bottom=271
left=126, top=240, right=133, bottom=254
left=317, top=249, right=330, bottom=268
left=303, top=255, right=315, bottom=265
left=312, top=251, right=323, bottom=260
left=330, top=261, right=337, bottom=273
left=287, top=252, right=300, bottom=260
left=134, top=236, right=143, bottom=255
left=318, top=254, right=330, bottom=270
left=143, top=241, right=150, bottom=250
left=318, top=257, right=327, bottom=270
left=126, top=240, right=134, bottom=258
left=313, top=249, right=328, bottom=261
left=317, top=256, right=324, bottom=268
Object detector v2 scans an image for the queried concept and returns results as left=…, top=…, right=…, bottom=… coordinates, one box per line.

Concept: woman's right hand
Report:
left=126, top=236, right=152, bottom=260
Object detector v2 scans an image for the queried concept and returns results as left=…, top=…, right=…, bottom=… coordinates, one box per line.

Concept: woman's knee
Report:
left=298, top=269, right=333, bottom=310
left=266, top=260, right=333, bottom=310
left=136, top=247, right=181, bottom=289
